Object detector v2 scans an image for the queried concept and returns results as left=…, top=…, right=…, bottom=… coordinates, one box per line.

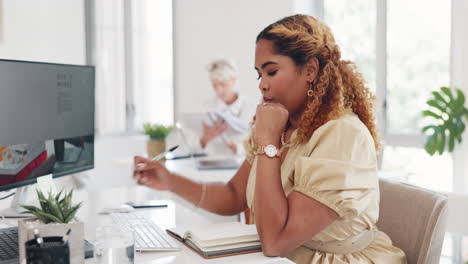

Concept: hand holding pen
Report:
left=134, top=145, right=179, bottom=172
left=133, top=145, right=178, bottom=191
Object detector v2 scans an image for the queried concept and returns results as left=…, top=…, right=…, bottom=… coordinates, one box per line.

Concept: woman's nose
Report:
left=258, top=79, right=268, bottom=92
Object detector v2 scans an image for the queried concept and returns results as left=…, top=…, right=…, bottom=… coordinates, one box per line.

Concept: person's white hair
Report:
left=206, top=58, right=237, bottom=81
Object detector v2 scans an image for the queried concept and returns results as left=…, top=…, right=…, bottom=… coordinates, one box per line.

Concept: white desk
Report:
left=78, top=186, right=291, bottom=264
left=0, top=158, right=295, bottom=264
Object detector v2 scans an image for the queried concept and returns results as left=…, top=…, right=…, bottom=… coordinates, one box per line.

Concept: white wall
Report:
left=173, top=0, right=296, bottom=117
left=0, top=0, right=86, bottom=64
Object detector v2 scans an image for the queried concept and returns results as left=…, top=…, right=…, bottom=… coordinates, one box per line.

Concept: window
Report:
left=324, top=0, right=376, bottom=93
left=324, top=0, right=452, bottom=192
left=89, top=0, right=173, bottom=135
left=387, top=0, right=451, bottom=134
left=132, top=0, right=174, bottom=128
left=381, top=146, right=453, bottom=191
left=324, top=0, right=456, bottom=262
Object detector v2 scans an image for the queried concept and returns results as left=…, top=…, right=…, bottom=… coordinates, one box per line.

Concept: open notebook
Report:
left=166, top=222, right=261, bottom=259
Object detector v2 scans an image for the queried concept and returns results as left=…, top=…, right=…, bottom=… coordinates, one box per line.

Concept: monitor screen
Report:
left=0, top=59, right=95, bottom=192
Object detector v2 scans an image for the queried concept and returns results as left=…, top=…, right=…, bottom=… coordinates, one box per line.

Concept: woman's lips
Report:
left=263, top=97, right=274, bottom=103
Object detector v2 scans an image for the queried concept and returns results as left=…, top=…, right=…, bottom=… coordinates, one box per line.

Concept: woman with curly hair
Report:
left=133, top=14, right=406, bottom=263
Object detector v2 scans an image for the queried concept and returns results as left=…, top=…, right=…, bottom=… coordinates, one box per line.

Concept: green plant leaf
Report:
left=55, top=189, right=64, bottom=202
left=33, top=210, right=64, bottom=224
left=22, top=211, right=50, bottom=223
left=143, top=123, right=174, bottom=140
left=64, top=202, right=82, bottom=223
left=423, top=87, right=468, bottom=155
left=22, top=187, right=82, bottom=224
left=440, top=87, right=454, bottom=101
left=432, top=91, right=449, bottom=106
left=65, top=190, right=73, bottom=209
left=437, top=130, right=446, bottom=155
left=47, top=193, right=65, bottom=221
left=422, top=125, right=438, bottom=133
left=452, top=89, right=466, bottom=115
left=38, top=198, right=49, bottom=212
left=424, top=134, right=438, bottom=156
left=36, top=189, right=46, bottom=199
left=456, top=88, right=466, bottom=105
left=448, top=134, right=455, bottom=152
left=426, top=99, right=445, bottom=113
left=36, top=190, right=50, bottom=211
left=20, top=204, right=42, bottom=213
left=455, top=118, right=465, bottom=143
left=422, top=110, right=442, bottom=119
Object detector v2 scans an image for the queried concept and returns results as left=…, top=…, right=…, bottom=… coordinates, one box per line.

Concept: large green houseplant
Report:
left=143, top=123, right=174, bottom=159
left=422, top=87, right=468, bottom=155
left=18, top=189, right=84, bottom=264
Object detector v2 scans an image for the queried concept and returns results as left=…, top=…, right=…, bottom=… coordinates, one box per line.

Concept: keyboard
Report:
left=110, top=213, right=180, bottom=251
left=0, top=227, right=18, bottom=264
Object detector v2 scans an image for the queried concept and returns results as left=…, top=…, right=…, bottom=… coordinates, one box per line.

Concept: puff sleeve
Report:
left=292, top=118, right=379, bottom=220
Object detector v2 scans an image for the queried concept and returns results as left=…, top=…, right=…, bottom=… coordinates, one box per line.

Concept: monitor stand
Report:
left=0, top=186, right=33, bottom=218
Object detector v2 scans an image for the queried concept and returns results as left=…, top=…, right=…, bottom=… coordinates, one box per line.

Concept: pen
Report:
left=126, top=202, right=168, bottom=209
left=62, top=228, right=71, bottom=244
left=33, top=229, right=43, bottom=247
left=134, top=145, right=179, bottom=171
left=132, top=205, right=168, bottom=208
left=149, top=145, right=179, bottom=162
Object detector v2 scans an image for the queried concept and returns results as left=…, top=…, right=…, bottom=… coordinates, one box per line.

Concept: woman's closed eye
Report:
left=257, top=70, right=277, bottom=80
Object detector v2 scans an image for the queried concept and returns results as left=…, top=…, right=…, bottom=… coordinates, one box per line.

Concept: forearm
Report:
left=254, top=156, right=289, bottom=243
left=168, top=173, right=246, bottom=215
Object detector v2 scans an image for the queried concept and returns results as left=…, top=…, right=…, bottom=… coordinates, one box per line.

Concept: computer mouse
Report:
left=99, top=204, right=135, bottom=214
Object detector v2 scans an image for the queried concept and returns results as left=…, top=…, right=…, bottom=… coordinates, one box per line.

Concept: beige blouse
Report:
left=243, top=113, right=407, bottom=264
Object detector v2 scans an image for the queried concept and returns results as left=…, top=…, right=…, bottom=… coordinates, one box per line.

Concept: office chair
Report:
left=377, top=177, right=448, bottom=264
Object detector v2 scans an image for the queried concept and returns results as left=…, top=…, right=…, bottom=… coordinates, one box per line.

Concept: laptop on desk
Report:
left=194, top=157, right=241, bottom=170
left=166, top=125, right=241, bottom=170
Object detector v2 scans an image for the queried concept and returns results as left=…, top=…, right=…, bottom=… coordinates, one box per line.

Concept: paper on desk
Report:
left=36, top=174, right=58, bottom=195
left=208, top=111, right=249, bottom=133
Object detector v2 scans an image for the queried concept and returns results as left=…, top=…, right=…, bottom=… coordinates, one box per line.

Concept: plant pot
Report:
left=147, top=139, right=166, bottom=160
left=18, top=218, right=84, bottom=264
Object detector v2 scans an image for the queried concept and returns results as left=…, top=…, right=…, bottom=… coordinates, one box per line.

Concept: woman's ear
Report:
left=306, top=57, right=319, bottom=82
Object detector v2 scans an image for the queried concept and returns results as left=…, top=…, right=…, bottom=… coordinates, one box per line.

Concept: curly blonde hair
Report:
left=256, top=14, right=380, bottom=150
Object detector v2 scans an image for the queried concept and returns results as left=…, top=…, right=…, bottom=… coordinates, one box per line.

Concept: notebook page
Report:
left=190, top=240, right=261, bottom=253
left=188, top=233, right=259, bottom=248
left=188, top=222, right=258, bottom=241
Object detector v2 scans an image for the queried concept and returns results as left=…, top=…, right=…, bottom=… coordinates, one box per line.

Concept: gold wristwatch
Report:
left=256, top=144, right=281, bottom=158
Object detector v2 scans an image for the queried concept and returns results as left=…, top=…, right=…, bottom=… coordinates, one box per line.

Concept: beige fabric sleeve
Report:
left=293, top=119, right=378, bottom=220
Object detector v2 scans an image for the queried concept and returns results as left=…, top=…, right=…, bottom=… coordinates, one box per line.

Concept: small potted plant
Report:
left=422, top=86, right=468, bottom=155
left=143, top=123, right=174, bottom=160
left=18, top=189, right=84, bottom=264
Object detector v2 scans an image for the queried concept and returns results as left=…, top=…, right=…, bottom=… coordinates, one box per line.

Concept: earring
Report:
left=307, top=82, right=314, bottom=97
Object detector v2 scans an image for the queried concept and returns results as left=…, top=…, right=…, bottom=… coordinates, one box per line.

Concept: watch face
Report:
left=264, top=145, right=278, bottom=157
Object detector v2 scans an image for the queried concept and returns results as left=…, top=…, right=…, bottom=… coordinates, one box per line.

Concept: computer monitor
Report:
left=0, top=59, right=95, bottom=217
